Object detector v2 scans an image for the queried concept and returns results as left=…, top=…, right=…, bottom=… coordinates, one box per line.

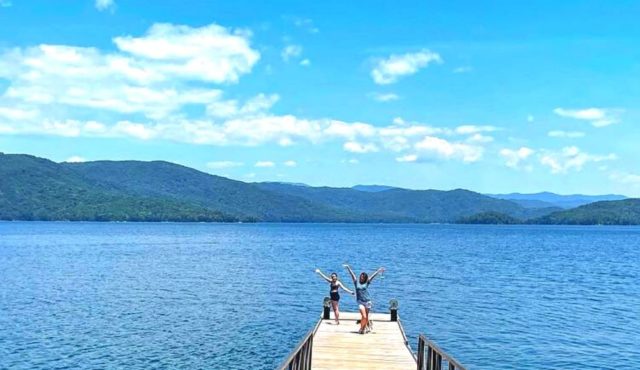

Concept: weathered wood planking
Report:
left=311, top=312, right=416, bottom=370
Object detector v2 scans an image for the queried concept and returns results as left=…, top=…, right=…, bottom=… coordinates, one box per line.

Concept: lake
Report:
left=1, top=222, right=639, bottom=369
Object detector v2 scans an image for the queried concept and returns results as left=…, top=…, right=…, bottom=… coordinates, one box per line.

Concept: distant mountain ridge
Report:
left=351, top=185, right=399, bottom=192
left=0, top=153, right=635, bottom=224
left=487, top=192, right=627, bottom=209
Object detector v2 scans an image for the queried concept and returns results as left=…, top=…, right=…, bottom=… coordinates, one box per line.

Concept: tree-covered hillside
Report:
left=2, top=153, right=631, bottom=224
left=532, top=199, right=640, bottom=225
left=0, top=154, right=236, bottom=222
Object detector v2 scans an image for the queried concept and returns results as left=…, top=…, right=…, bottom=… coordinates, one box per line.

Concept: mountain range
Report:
left=486, top=192, right=627, bottom=209
left=0, top=153, right=637, bottom=224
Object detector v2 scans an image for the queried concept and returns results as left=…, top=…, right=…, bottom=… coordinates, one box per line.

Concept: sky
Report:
left=0, top=0, right=639, bottom=196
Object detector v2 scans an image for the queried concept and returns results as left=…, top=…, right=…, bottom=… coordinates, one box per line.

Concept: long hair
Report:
left=359, top=272, right=368, bottom=283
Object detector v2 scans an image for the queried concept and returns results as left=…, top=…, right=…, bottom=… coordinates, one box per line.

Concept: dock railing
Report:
left=416, top=334, right=466, bottom=370
left=277, top=310, right=324, bottom=370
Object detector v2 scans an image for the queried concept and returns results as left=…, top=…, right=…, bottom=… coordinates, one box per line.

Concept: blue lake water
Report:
left=0, top=222, right=639, bottom=369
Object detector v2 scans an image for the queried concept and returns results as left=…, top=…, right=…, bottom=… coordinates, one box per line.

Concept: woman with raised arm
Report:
left=343, top=264, right=385, bottom=334
left=315, top=269, right=354, bottom=324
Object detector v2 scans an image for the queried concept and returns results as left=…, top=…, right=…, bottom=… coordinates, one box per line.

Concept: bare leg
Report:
left=366, top=307, right=372, bottom=332
left=332, top=300, right=340, bottom=324
left=358, top=304, right=368, bottom=333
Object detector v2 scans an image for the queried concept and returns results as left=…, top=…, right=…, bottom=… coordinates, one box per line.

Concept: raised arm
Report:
left=343, top=264, right=357, bottom=283
left=338, top=281, right=354, bottom=295
left=368, top=267, right=385, bottom=283
left=315, top=269, right=331, bottom=283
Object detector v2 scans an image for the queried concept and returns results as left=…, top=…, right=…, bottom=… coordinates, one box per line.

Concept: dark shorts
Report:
left=330, top=292, right=340, bottom=301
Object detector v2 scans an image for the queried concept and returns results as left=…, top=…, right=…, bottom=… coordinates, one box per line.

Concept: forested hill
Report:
left=532, top=199, right=640, bottom=225
left=0, top=154, right=236, bottom=222
left=1, top=153, right=632, bottom=224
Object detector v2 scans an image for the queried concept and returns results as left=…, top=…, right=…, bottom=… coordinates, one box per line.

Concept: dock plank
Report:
left=311, top=312, right=416, bottom=370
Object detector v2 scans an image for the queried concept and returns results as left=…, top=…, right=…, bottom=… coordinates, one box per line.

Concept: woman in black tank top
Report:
left=315, top=269, right=354, bottom=324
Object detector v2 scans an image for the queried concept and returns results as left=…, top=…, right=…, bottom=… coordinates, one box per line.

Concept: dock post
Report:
left=323, top=297, right=331, bottom=319
left=390, top=299, right=399, bottom=321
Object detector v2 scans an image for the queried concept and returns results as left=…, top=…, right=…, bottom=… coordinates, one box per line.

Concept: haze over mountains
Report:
left=486, top=192, right=627, bottom=209
left=1, top=153, right=638, bottom=224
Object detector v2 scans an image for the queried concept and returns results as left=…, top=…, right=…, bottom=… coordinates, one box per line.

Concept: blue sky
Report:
left=0, top=0, right=639, bottom=196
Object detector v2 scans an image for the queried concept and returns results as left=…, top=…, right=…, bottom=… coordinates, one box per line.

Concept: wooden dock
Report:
left=312, top=312, right=416, bottom=370
left=278, top=301, right=467, bottom=370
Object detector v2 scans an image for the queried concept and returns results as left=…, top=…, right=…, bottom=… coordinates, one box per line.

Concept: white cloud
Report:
left=206, top=161, right=244, bottom=169
left=0, top=107, right=39, bottom=120
left=300, top=58, right=311, bottom=66
left=369, top=92, right=399, bottom=102
left=281, top=45, right=302, bottom=62
left=453, top=66, right=472, bottom=74
left=343, top=141, right=379, bottom=153
left=414, top=136, right=483, bottom=163
left=540, top=146, right=616, bottom=174
left=553, top=107, right=622, bottom=127
left=548, top=130, right=585, bottom=138
left=527, top=115, right=534, bottom=123
left=0, top=0, right=12, bottom=8
left=206, top=93, right=279, bottom=119
left=455, top=125, right=498, bottom=135
left=610, top=171, right=640, bottom=185
left=65, top=156, right=86, bottom=163
left=283, top=160, right=297, bottom=167
left=396, top=154, right=417, bottom=163
left=371, top=49, right=442, bottom=85
left=113, top=23, right=259, bottom=83
left=255, top=161, right=275, bottom=167
left=0, top=23, right=260, bottom=120
left=95, top=0, right=115, bottom=12
left=467, top=133, right=494, bottom=143
left=500, top=147, right=534, bottom=169
left=0, top=23, right=497, bottom=166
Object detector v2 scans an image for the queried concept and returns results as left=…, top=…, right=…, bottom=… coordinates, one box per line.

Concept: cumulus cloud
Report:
left=548, top=130, right=585, bottom=138
left=0, top=25, right=499, bottom=166
left=500, top=147, right=534, bottom=169
left=539, top=146, right=616, bottom=174
left=609, top=171, right=640, bottom=185
left=369, top=92, right=399, bottom=102
left=0, top=23, right=260, bottom=120
left=396, top=154, right=418, bottom=163
left=65, top=156, right=86, bottom=163
left=371, top=49, right=442, bottom=85
left=207, top=161, right=244, bottom=169
left=413, top=136, right=483, bottom=163
left=206, top=93, right=279, bottom=119
left=343, top=141, right=379, bottom=153
left=255, top=161, right=275, bottom=167
left=455, top=125, right=498, bottom=135
left=283, top=160, right=297, bottom=167
left=553, top=107, right=622, bottom=127
left=281, top=44, right=302, bottom=62
left=467, top=133, right=494, bottom=143
left=0, top=106, right=39, bottom=120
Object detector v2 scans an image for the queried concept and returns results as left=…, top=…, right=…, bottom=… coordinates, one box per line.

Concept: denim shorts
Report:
left=358, top=301, right=372, bottom=309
